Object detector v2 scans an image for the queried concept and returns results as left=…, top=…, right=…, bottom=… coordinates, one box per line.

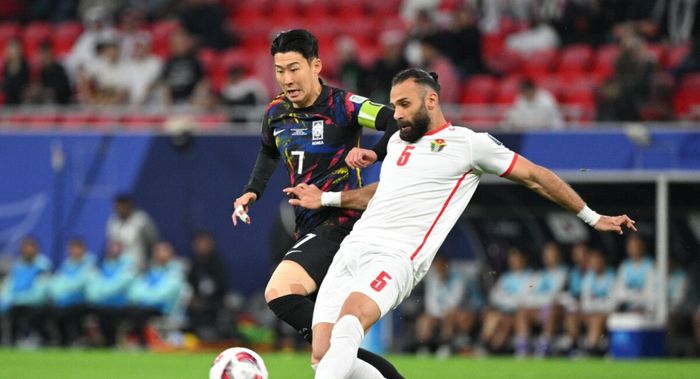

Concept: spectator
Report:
left=597, top=32, right=655, bottom=121
left=86, top=240, right=137, bottom=347
left=614, top=234, right=655, bottom=313
left=0, top=237, right=52, bottom=345
left=560, top=242, right=590, bottom=354
left=30, top=42, right=72, bottom=104
left=580, top=248, right=616, bottom=355
left=479, top=247, right=531, bottom=353
left=79, top=37, right=130, bottom=104
left=125, top=32, right=162, bottom=104
left=366, top=30, right=409, bottom=104
left=335, top=36, right=367, bottom=95
left=442, top=6, right=485, bottom=77
left=666, top=257, right=691, bottom=356
left=418, top=34, right=460, bottom=103
left=415, top=255, right=469, bottom=357
left=127, top=241, right=186, bottom=346
left=1, top=38, right=30, bottom=105
left=179, top=0, right=230, bottom=50
left=46, top=237, right=96, bottom=346
left=671, top=34, right=700, bottom=79
left=106, top=194, right=159, bottom=268
left=187, top=231, right=228, bottom=340
left=505, top=18, right=560, bottom=55
left=219, top=65, right=268, bottom=107
left=118, top=7, right=148, bottom=61
left=504, top=79, right=564, bottom=129
left=64, top=6, right=118, bottom=81
left=514, top=242, right=568, bottom=357
left=158, top=29, right=208, bottom=105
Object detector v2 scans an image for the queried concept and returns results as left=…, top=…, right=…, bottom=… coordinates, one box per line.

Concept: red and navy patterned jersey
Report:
left=254, top=84, right=391, bottom=236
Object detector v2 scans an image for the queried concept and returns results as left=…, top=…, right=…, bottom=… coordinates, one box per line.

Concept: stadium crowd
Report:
left=1, top=0, right=700, bottom=127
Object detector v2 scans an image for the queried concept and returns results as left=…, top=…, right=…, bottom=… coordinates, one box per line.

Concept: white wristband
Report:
left=321, top=191, right=342, bottom=207
left=577, top=205, right=601, bottom=226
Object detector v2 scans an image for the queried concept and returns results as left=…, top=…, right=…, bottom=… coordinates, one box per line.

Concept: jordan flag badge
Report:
left=430, top=139, right=446, bottom=152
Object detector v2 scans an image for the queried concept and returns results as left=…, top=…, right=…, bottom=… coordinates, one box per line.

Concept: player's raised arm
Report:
left=503, top=155, right=637, bottom=235
left=283, top=182, right=378, bottom=210
left=232, top=112, right=281, bottom=226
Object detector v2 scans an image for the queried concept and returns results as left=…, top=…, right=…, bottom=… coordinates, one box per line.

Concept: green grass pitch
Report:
left=1, top=349, right=700, bottom=379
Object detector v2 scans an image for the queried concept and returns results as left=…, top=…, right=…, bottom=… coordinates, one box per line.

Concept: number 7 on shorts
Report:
left=370, top=271, right=393, bottom=292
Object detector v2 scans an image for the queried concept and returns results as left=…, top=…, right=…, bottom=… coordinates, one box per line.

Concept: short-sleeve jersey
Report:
left=342, top=123, right=518, bottom=283
left=261, top=84, right=386, bottom=236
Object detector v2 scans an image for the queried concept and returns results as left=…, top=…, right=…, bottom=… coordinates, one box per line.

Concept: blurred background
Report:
left=0, top=0, right=699, bottom=361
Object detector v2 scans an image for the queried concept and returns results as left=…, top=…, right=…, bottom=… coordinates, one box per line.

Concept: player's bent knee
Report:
left=265, top=261, right=317, bottom=302
left=339, top=292, right=381, bottom=330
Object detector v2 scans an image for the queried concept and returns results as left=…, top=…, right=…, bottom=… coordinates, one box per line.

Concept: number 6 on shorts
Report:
left=370, top=271, right=392, bottom=292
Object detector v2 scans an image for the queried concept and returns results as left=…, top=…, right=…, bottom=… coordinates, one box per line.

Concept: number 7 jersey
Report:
left=257, top=84, right=390, bottom=236
left=342, top=123, right=519, bottom=284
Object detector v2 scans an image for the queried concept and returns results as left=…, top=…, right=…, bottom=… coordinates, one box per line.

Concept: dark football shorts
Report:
left=282, top=224, right=351, bottom=286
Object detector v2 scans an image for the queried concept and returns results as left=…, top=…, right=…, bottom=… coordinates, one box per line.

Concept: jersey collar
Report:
left=424, top=122, right=452, bottom=136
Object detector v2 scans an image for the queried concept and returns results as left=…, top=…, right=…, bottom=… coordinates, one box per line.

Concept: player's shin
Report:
left=315, top=315, right=365, bottom=379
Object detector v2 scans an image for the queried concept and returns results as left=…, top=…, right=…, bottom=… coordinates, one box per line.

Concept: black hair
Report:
left=270, top=29, right=319, bottom=60
left=114, top=193, right=134, bottom=204
left=391, top=68, right=441, bottom=93
left=68, top=236, right=86, bottom=246
left=520, top=79, right=536, bottom=92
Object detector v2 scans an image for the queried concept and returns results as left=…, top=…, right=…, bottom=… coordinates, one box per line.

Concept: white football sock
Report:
left=314, top=315, right=364, bottom=379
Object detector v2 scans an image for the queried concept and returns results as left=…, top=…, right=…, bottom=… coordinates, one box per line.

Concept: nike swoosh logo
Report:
left=274, top=129, right=285, bottom=136
left=284, top=249, right=303, bottom=256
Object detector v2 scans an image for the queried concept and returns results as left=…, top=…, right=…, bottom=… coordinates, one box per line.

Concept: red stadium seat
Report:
left=558, top=44, right=593, bottom=75
left=666, top=44, right=690, bottom=69
left=593, top=44, right=619, bottom=81
left=150, top=19, right=181, bottom=57
left=645, top=44, right=665, bottom=66
left=52, top=22, right=83, bottom=57
left=22, top=22, right=52, bottom=58
left=366, top=0, right=402, bottom=17
left=460, top=75, right=497, bottom=104
left=302, top=1, right=332, bottom=19
left=536, top=76, right=564, bottom=100
left=493, top=76, right=521, bottom=104
left=520, top=49, right=557, bottom=77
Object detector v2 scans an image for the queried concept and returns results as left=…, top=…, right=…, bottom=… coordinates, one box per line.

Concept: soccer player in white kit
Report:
left=284, top=69, right=638, bottom=379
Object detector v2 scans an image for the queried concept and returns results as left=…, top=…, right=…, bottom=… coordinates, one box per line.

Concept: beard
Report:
left=398, top=102, right=431, bottom=143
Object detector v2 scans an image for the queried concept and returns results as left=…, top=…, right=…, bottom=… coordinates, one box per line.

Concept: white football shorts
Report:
left=312, top=241, right=414, bottom=327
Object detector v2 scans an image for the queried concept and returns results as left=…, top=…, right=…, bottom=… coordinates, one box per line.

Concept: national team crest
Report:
left=430, top=139, right=446, bottom=152
left=312, top=120, right=324, bottom=145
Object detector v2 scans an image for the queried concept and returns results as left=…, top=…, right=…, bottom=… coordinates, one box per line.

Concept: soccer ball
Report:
left=209, top=347, right=269, bottom=379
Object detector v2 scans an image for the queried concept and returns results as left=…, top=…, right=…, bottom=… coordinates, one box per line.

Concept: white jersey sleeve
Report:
left=470, top=133, right=518, bottom=176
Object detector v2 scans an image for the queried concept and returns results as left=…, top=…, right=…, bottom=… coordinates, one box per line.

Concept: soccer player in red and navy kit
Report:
left=232, top=29, right=402, bottom=378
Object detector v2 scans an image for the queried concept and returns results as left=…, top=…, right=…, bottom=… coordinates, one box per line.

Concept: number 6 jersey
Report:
left=342, top=123, right=518, bottom=284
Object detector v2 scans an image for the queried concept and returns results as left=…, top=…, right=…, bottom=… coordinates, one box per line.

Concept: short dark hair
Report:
left=391, top=68, right=441, bottom=93
left=270, top=29, right=319, bottom=60
left=520, top=79, right=536, bottom=92
left=114, top=193, right=134, bottom=204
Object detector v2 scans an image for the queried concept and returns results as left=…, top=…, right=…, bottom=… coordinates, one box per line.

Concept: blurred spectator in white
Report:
left=87, top=240, right=137, bottom=347
left=220, top=65, right=268, bottom=106
left=64, top=6, right=118, bottom=81
left=118, top=7, right=148, bottom=61
left=560, top=242, right=590, bottom=354
left=127, top=241, right=187, bottom=346
left=29, top=42, right=72, bottom=104
left=0, top=237, right=52, bottom=345
left=78, top=0, right=124, bottom=21
left=106, top=194, right=159, bottom=268
left=335, top=36, right=366, bottom=95
left=415, top=255, right=471, bottom=357
left=418, top=35, right=460, bottom=103
left=187, top=231, right=228, bottom=340
left=580, top=248, right=616, bottom=355
left=125, top=32, right=163, bottom=104
left=597, top=31, right=655, bottom=121
left=366, top=30, right=409, bottom=104
left=1, top=38, right=30, bottom=105
left=158, top=29, right=209, bottom=106
left=614, top=234, right=655, bottom=313
left=505, top=18, right=561, bottom=54
left=479, top=247, right=531, bottom=353
left=514, top=242, right=568, bottom=357
left=504, top=79, right=564, bottom=130
left=46, top=237, right=96, bottom=346
left=78, top=37, right=130, bottom=104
